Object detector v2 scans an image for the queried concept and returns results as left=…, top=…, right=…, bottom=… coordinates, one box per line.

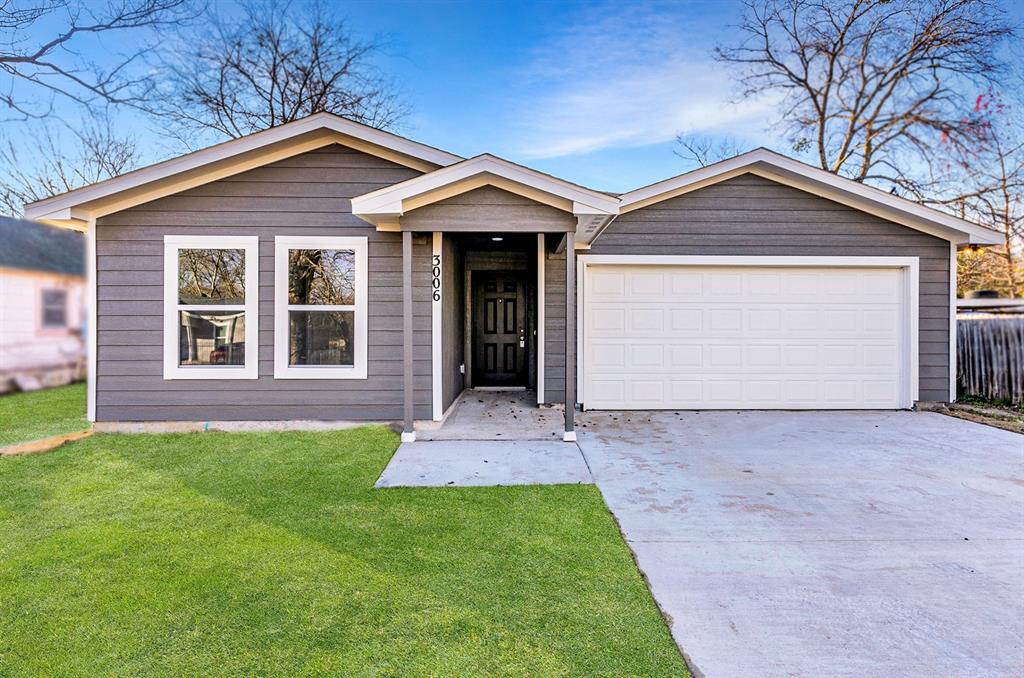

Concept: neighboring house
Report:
left=23, top=113, right=1001, bottom=440
left=0, top=216, right=86, bottom=393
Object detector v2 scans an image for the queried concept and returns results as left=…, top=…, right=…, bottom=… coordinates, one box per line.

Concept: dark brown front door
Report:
left=473, top=271, right=527, bottom=386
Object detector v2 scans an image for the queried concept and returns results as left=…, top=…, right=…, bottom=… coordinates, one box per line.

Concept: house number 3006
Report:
left=431, top=254, right=441, bottom=302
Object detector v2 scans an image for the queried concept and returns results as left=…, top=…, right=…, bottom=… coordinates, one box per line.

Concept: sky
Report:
left=4, top=0, right=778, bottom=196
left=337, top=0, right=779, bottom=191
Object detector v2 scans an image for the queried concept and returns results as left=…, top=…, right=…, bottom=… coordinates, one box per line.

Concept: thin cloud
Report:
left=502, top=2, right=779, bottom=159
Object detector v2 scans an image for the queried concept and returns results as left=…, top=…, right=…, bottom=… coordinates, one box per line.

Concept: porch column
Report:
left=564, top=231, right=576, bottom=442
left=402, top=230, right=416, bottom=442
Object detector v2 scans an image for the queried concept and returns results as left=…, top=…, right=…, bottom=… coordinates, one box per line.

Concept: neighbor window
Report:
left=274, top=236, right=367, bottom=379
left=163, top=235, right=259, bottom=379
left=41, top=290, right=67, bottom=328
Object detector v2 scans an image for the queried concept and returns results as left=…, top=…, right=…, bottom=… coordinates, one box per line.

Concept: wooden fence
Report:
left=957, top=316, right=1024, bottom=405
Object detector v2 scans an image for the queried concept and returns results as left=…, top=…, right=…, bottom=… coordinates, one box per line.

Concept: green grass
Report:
left=0, top=427, right=687, bottom=677
left=0, top=383, right=88, bottom=447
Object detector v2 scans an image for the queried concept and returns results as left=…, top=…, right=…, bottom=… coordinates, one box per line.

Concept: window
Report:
left=41, top=290, right=67, bottom=328
left=274, top=236, right=367, bottom=379
left=163, top=235, right=259, bottom=379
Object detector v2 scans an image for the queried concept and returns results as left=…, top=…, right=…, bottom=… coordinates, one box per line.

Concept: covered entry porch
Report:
left=407, top=228, right=578, bottom=442
left=351, top=154, right=620, bottom=442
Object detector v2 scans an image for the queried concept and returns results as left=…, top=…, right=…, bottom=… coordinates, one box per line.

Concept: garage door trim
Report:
left=576, top=255, right=920, bottom=409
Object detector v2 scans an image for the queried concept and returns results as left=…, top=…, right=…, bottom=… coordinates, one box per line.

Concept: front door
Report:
left=473, top=271, right=527, bottom=386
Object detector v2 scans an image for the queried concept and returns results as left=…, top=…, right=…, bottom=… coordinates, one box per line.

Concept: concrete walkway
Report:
left=418, top=389, right=564, bottom=441
left=577, top=410, right=1024, bottom=678
left=376, top=440, right=591, bottom=487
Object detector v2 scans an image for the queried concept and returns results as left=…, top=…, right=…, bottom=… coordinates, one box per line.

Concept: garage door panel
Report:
left=583, top=264, right=909, bottom=410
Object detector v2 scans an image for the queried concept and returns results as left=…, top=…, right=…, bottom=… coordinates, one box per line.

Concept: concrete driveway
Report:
left=577, top=410, right=1024, bottom=677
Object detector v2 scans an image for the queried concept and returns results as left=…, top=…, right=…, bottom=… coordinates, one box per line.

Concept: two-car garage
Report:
left=579, top=257, right=918, bottom=410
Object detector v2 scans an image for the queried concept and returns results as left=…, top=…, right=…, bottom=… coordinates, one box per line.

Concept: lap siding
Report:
left=94, top=145, right=434, bottom=422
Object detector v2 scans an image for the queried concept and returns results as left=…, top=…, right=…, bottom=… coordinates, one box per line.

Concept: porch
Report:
left=350, top=155, right=621, bottom=444
left=398, top=228, right=579, bottom=443
left=417, top=389, right=564, bottom=441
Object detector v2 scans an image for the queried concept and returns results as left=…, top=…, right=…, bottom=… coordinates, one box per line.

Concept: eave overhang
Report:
left=24, top=113, right=462, bottom=226
left=618, top=149, right=1002, bottom=247
left=351, top=154, right=619, bottom=240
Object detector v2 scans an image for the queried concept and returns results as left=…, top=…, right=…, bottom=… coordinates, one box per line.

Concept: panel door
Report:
left=582, top=264, right=908, bottom=409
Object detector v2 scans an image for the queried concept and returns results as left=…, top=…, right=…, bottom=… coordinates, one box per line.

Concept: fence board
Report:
left=957, top=316, right=1024, bottom=405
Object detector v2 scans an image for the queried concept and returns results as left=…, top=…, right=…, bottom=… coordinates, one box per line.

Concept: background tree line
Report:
left=0, top=0, right=403, bottom=212
left=1, top=0, right=1021, bottom=296
left=677, top=0, right=1022, bottom=298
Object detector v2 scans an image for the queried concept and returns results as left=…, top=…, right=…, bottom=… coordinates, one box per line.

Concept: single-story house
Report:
left=24, top=113, right=1001, bottom=441
left=0, top=216, right=86, bottom=392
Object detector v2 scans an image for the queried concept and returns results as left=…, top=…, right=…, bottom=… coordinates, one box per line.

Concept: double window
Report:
left=274, top=236, right=367, bottom=379
left=162, top=234, right=368, bottom=381
left=163, top=236, right=259, bottom=379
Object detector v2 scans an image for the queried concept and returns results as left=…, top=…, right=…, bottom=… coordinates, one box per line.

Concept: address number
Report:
left=431, top=254, right=441, bottom=302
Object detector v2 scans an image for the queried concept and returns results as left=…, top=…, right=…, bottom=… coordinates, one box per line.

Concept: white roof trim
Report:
left=618, top=148, right=1002, bottom=246
left=24, top=112, right=462, bottom=223
left=351, top=154, right=620, bottom=220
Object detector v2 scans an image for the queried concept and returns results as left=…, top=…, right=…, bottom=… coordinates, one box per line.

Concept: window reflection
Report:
left=179, top=311, right=246, bottom=366
left=288, top=311, right=354, bottom=366
left=288, top=249, right=355, bottom=305
left=178, top=249, right=245, bottom=304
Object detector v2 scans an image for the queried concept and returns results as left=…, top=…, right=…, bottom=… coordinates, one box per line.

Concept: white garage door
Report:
left=582, top=262, right=912, bottom=410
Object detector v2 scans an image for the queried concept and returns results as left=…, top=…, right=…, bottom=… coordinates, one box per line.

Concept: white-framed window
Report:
left=41, top=289, right=68, bottom=328
left=274, top=236, right=368, bottom=379
left=163, top=235, right=259, bottom=380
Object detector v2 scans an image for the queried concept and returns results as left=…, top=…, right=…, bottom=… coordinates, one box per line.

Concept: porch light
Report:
left=492, top=237, right=504, bottom=242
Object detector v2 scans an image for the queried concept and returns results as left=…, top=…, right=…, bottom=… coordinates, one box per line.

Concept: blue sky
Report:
left=8, top=0, right=1023, bottom=199
left=336, top=0, right=778, bottom=191
left=2, top=0, right=801, bottom=195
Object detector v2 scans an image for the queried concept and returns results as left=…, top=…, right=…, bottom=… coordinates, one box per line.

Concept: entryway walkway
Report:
left=375, top=440, right=591, bottom=487
left=418, top=389, right=564, bottom=441
left=378, top=389, right=589, bottom=487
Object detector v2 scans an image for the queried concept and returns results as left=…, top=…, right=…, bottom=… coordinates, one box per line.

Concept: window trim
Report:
left=274, top=235, right=368, bottom=379
left=163, top=235, right=259, bottom=380
left=41, top=289, right=68, bottom=329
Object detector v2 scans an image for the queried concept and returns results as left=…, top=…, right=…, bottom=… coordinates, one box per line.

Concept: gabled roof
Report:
left=21, top=112, right=1000, bottom=248
left=350, top=153, right=620, bottom=225
left=23, top=112, right=463, bottom=227
left=0, top=216, right=85, bottom=277
left=618, top=148, right=1001, bottom=246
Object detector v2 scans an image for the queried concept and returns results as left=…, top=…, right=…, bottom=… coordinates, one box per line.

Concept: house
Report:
left=23, top=113, right=1001, bottom=440
left=0, top=216, right=86, bottom=392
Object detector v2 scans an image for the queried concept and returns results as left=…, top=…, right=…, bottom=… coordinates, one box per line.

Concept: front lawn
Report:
left=0, top=427, right=687, bottom=676
left=0, top=382, right=88, bottom=447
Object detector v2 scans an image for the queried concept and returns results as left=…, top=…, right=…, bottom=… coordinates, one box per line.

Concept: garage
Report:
left=580, top=257, right=918, bottom=410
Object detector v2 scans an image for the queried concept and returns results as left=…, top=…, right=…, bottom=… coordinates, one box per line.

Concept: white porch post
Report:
left=564, top=231, right=576, bottom=442
left=402, top=230, right=416, bottom=442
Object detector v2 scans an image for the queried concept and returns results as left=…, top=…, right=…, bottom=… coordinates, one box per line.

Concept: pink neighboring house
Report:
left=0, top=216, right=86, bottom=393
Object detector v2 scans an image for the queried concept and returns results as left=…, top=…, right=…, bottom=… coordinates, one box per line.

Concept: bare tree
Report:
left=0, top=109, right=139, bottom=215
left=0, top=0, right=194, bottom=118
left=674, top=133, right=745, bottom=168
left=156, top=0, right=406, bottom=146
left=945, top=92, right=1024, bottom=297
left=714, top=0, right=1014, bottom=194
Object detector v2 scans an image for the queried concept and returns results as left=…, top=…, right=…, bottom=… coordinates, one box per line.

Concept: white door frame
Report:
left=576, top=255, right=920, bottom=409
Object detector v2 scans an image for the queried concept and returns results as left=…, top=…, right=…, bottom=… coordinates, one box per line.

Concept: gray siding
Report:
left=543, top=236, right=569, bottom=404
left=587, top=174, right=951, bottom=402
left=441, top=234, right=465, bottom=410
left=401, top=186, right=576, bottom=233
left=95, top=145, right=434, bottom=422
